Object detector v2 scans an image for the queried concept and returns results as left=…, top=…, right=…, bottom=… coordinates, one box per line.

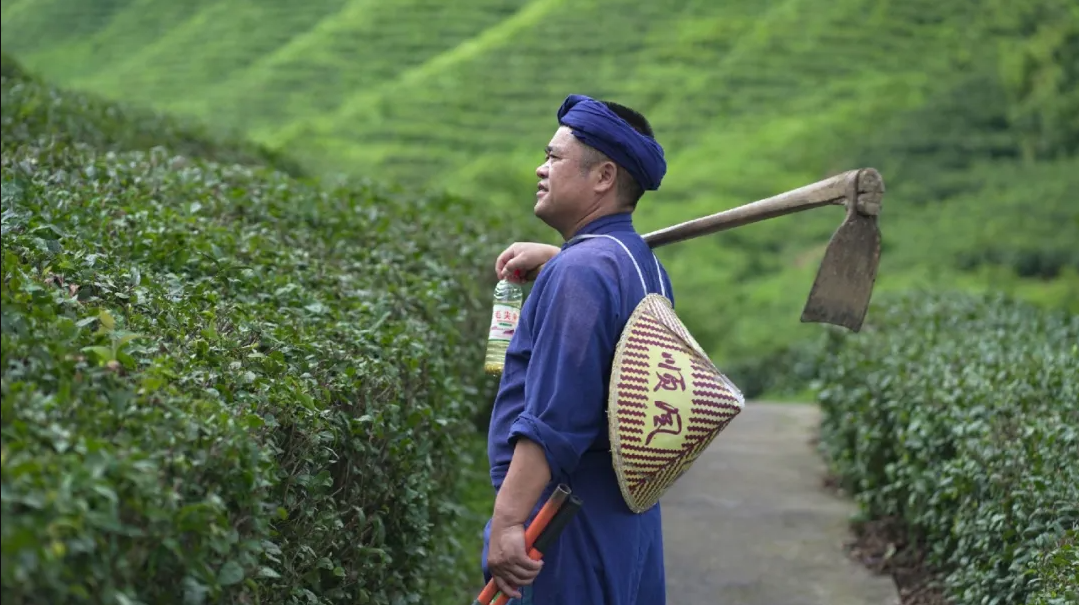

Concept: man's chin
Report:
left=533, top=202, right=559, bottom=232
left=533, top=193, right=548, bottom=216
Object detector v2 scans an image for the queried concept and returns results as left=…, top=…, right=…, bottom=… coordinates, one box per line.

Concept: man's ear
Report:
left=595, top=160, right=618, bottom=195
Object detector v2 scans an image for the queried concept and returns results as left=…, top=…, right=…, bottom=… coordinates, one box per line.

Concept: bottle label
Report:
left=489, top=304, right=520, bottom=342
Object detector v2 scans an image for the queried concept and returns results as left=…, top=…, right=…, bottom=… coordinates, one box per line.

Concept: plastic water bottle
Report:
left=484, top=279, right=523, bottom=375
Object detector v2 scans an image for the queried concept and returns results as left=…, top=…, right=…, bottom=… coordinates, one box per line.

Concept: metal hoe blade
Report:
left=800, top=168, right=884, bottom=332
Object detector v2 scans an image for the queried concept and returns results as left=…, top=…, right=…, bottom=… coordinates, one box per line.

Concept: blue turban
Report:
left=556, top=94, right=666, bottom=191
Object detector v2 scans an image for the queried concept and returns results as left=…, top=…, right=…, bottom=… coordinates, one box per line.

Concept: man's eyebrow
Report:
left=545, top=145, right=553, bottom=154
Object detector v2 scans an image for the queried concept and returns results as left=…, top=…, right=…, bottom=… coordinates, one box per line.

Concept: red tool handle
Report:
left=490, top=495, right=583, bottom=605
left=473, top=484, right=571, bottom=605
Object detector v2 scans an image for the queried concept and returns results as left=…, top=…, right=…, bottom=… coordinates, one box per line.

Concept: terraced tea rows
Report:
left=3, top=0, right=1075, bottom=393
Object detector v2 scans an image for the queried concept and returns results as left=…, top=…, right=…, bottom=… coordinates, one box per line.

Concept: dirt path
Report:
left=660, top=401, right=899, bottom=605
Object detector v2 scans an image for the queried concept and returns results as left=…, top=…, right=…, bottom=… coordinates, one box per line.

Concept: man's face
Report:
left=534, top=126, right=595, bottom=232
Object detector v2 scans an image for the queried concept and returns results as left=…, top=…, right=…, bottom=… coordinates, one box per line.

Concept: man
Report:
left=482, top=94, right=674, bottom=604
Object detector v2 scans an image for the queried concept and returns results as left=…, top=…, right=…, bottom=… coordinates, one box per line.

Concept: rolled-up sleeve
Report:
left=507, top=257, right=618, bottom=484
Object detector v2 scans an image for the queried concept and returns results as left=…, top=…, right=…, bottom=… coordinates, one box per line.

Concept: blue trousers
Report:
left=482, top=452, right=666, bottom=604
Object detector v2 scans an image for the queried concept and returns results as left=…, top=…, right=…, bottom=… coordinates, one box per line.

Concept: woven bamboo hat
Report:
left=607, top=293, right=745, bottom=513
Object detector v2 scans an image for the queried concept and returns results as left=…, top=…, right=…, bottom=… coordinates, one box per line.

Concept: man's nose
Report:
left=536, top=163, right=548, bottom=178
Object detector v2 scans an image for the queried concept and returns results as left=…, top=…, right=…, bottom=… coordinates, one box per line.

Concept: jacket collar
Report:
left=562, top=212, right=635, bottom=249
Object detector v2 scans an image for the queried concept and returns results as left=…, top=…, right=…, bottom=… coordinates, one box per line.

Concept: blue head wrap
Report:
left=556, top=94, right=666, bottom=191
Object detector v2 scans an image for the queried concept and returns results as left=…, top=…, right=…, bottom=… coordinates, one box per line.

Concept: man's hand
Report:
left=486, top=438, right=552, bottom=599
left=487, top=521, right=542, bottom=599
left=495, top=242, right=561, bottom=283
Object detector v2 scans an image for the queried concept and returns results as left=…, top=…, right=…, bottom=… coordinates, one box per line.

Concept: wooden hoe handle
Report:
left=642, top=168, right=879, bottom=248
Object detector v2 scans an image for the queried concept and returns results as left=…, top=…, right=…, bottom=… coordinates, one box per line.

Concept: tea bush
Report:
left=816, top=291, right=1078, bottom=605
left=1, top=65, right=512, bottom=603
left=1023, top=529, right=1078, bottom=605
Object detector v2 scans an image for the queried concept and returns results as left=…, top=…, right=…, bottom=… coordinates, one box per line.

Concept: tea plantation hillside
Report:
left=2, top=0, right=1077, bottom=393
left=1, top=57, right=511, bottom=605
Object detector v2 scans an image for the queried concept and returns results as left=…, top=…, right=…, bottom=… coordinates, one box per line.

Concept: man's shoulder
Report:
left=532, top=241, right=622, bottom=298
left=547, top=240, right=622, bottom=274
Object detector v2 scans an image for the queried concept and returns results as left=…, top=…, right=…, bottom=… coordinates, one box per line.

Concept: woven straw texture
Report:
left=607, top=294, right=745, bottom=513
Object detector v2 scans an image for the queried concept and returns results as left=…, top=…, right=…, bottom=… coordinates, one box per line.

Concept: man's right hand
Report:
left=487, top=521, right=542, bottom=599
left=495, top=242, right=561, bottom=283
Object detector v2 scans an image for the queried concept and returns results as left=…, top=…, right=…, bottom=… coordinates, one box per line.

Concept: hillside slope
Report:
left=4, top=0, right=1075, bottom=392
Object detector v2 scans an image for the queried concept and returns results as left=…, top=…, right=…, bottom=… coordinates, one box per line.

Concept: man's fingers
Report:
left=489, top=552, right=542, bottom=593
left=502, top=556, right=543, bottom=584
left=496, top=243, right=528, bottom=279
left=502, top=257, right=527, bottom=277
left=490, top=564, right=526, bottom=586
left=504, top=256, right=545, bottom=282
left=494, top=567, right=536, bottom=591
left=495, top=243, right=517, bottom=265
left=516, top=555, right=543, bottom=573
left=493, top=575, right=521, bottom=600
left=495, top=248, right=516, bottom=276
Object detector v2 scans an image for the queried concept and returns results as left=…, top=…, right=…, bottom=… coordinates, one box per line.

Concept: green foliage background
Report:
left=2, top=59, right=507, bottom=605
left=3, top=0, right=1077, bottom=396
